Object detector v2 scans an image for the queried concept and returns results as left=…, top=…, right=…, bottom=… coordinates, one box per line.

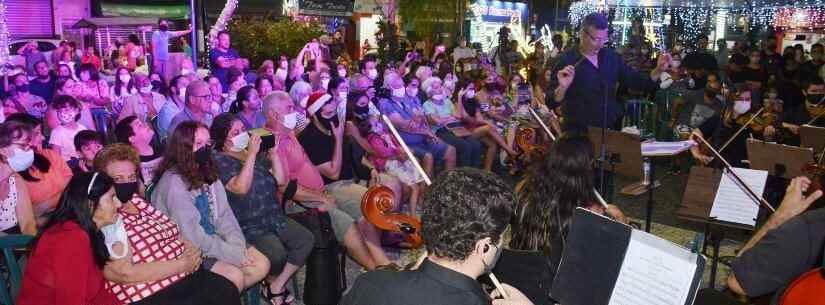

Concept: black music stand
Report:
left=589, top=127, right=660, bottom=232
left=676, top=166, right=760, bottom=289
left=801, top=125, right=825, bottom=153
left=747, top=139, right=815, bottom=179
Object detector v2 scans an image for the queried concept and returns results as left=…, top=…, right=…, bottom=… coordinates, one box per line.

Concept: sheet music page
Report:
left=709, top=167, right=768, bottom=227
left=641, top=140, right=696, bottom=156
left=608, top=230, right=699, bottom=305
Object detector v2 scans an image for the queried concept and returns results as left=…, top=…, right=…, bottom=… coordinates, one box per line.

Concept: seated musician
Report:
left=690, top=83, right=767, bottom=167
left=802, top=76, right=824, bottom=127
left=340, top=168, right=535, bottom=305
left=492, top=134, right=628, bottom=305
left=763, top=83, right=809, bottom=146
left=456, top=80, right=519, bottom=172
left=727, top=177, right=823, bottom=303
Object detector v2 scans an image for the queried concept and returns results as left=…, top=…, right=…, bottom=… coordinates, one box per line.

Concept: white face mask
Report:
left=338, top=91, right=348, bottom=102
left=57, top=110, right=78, bottom=125
left=101, top=216, right=129, bottom=259
left=139, top=84, right=153, bottom=94
left=275, top=69, right=288, bottom=81
left=181, top=69, right=193, bottom=76
left=767, top=92, right=778, bottom=99
left=178, top=87, right=187, bottom=100
left=407, top=88, right=418, bottom=97
left=7, top=147, right=34, bottom=172
left=367, top=69, right=379, bottom=80
left=229, top=132, right=250, bottom=152
left=119, top=74, right=131, bottom=83
left=282, top=112, right=299, bottom=129
left=465, top=89, right=476, bottom=99
left=733, top=100, right=751, bottom=115
left=671, top=60, right=681, bottom=68
left=338, top=69, right=347, bottom=78
left=392, top=87, right=406, bottom=98
left=431, top=94, right=445, bottom=101
left=321, top=79, right=330, bottom=90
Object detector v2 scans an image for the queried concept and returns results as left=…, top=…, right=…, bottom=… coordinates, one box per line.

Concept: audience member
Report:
left=0, top=121, right=38, bottom=235
left=49, top=95, right=89, bottom=161
left=67, top=130, right=103, bottom=174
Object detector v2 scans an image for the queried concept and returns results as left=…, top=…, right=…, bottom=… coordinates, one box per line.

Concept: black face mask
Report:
left=195, top=146, right=211, bottom=165
left=114, top=182, right=139, bottom=203
left=37, top=74, right=50, bottom=80
left=151, top=80, right=163, bottom=91
left=808, top=94, right=825, bottom=105
left=354, top=104, right=369, bottom=116
left=320, top=114, right=339, bottom=130
left=159, top=24, right=169, bottom=31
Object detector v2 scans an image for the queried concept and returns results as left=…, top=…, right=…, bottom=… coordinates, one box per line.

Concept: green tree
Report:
left=397, top=0, right=463, bottom=42
left=228, top=18, right=326, bottom=67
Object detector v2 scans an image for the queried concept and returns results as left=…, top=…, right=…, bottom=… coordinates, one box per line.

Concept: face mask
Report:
left=671, top=60, right=681, bottom=68
left=119, top=74, right=131, bottom=83
left=808, top=94, right=825, bottom=105
left=15, top=84, right=29, bottom=93
left=465, top=90, right=476, bottom=99
left=114, top=182, right=138, bottom=204
left=338, top=91, right=348, bottom=102
left=338, top=69, right=347, bottom=78
left=229, top=132, right=250, bottom=152
left=7, top=147, right=34, bottom=172
left=733, top=100, right=751, bottom=115
left=282, top=112, right=298, bottom=130
left=181, top=69, right=193, bottom=76
left=431, top=94, right=445, bottom=101
left=321, top=79, right=330, bottom=90
left=57, top=110, right=77, bottom=124
left=354, top=104, right=370, bottom=116
left=38, top=74, right=50, bottom=80
left=139, top=84, right=153, bottom=94
left=151, top=80, right=163, bottom=91
left=481, top=243, right=502, bottom=274
left=320, top=114, right=338, bottom=129
left=194, top=146, right=211, bottom=165
left=100, top=216, right=129, bottom=259
left=80, top=74, right=91, bottom=82
left=407, top=88, right=419, bottom=97
left=275, top=69, right=288, bottom=81
left=367, top=69, right=379, bottom=80
left=279, top=61, right=288, bottom=69
left=159, top=24, right=169, bottom=31
left=178, top=87, right=187, bottom=100
left=767, top=92, right=778, bottom=100
left=392, top=87, right=406, bottom=98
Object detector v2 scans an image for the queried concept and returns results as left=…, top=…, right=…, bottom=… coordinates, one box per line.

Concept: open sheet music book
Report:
left=551, top=208, right=705, bottom=305
left=709, top=167, right=768, bottom=227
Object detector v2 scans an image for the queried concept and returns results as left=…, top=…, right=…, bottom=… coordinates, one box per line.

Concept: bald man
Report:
left=168, top=80, right=215, bottom=133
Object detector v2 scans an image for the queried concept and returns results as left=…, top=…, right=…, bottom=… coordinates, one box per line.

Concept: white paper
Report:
left=608, top=230, right=699, bottom=305
left=709, top=167, right=768, bottom=227
left=641, top=140, right=696, bottom=156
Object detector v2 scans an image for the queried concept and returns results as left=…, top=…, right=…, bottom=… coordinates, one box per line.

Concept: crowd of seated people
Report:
left=3, top=17, right=824, bottom=305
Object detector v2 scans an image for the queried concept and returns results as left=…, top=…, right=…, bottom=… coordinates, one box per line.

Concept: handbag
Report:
left=288, top=201, right=346, bottom=305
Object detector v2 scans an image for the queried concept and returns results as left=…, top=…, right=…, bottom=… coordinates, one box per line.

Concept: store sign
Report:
left=299, top=0, right=354, bottom=16
left=470, top=0, right=528, bottom=24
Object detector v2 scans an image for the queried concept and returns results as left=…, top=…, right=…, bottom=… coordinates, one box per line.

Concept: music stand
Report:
left=801, top=125, right=825, bottom=153
left=676, top=166, right=758, bottom=288
left=589, top=127, right=661, bottom=232
left=747, top=139, right=815, bottom=179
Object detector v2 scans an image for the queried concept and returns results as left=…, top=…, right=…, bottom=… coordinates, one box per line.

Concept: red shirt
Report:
left=81, top=54, right=102, bottom=71
left=18, top=221, right=120, bottom=305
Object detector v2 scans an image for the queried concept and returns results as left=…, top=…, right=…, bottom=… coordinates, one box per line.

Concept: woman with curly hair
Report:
left=151, top=120, right=270, bottom=293
left=492, top=134, right=627, bottom=305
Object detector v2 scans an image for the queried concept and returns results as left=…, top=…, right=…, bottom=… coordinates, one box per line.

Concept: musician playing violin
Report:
left=690, top=83, right=773, bottom=167
left=803, top=77, right=825, bottom=127
left=727, top=177, right=823, bottom=303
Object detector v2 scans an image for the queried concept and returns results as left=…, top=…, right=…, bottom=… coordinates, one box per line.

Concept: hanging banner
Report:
left=299, top=0, right=354, bottom=17
left=470, top=0, right=528, bottom=25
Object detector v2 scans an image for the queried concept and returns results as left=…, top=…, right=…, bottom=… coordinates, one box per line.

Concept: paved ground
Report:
left=273, top=163, right=753, bottom=305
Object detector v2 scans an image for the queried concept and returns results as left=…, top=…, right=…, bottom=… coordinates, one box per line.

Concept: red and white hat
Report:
left=305, top=92, right=332, bottom=116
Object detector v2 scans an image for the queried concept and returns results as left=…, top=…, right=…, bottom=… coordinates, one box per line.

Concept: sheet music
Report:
left=709, top=167, right=768, bottom=227
left=641, top=140, right=696, bottom=156
left=608, top=230, right=699, bottom=305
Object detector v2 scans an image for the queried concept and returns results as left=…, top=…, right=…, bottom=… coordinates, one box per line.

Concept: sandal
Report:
left=261, top=279, right=294, bottom=305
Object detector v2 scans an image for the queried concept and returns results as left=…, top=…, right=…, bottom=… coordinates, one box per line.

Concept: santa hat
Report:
left=305, top=92, right=332, bottom=116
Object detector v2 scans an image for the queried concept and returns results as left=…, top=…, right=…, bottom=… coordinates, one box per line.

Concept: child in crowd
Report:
left=48, top=95, right=89, bottom=161
left=67, top=130, right=103, bottom=174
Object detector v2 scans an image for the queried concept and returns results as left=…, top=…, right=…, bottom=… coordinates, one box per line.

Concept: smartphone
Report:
left=260, top=134, right=278, bottom=151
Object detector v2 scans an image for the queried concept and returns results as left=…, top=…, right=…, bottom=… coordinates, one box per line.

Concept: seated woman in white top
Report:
left=0, top=121, right=38, bottom=235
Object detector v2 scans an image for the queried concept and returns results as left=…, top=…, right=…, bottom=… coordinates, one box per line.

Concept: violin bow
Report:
left=381, top=115, right=432, bottom=186
left=712, top=107, right=766, bottom=162
left=692, top=133, right=776, bottom=212
left=529, top=108, right=610, bottom=209
left=806, top=109, right=825, bottom=126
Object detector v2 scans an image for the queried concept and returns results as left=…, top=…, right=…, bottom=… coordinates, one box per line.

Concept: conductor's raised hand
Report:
left=557, top=65, right=576, bottom=89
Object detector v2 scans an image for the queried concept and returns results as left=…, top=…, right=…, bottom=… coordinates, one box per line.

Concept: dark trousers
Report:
left=250, top=218, right=314, bottom=275
left=436, top=128, right=482, bottom=167
left=132, top=268, right=241, bottom=305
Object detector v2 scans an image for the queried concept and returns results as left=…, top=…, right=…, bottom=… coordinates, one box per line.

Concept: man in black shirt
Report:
left=549, top=13, right=670, bottom=132
left=728, top=177, right=824, bottom=303
left=28, top=60, right=55, bottom=103
left=341, top=168, right=535, bottom=305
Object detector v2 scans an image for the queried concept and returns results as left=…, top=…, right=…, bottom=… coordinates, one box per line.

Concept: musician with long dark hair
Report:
left=492, top=134, right=627, bottom=305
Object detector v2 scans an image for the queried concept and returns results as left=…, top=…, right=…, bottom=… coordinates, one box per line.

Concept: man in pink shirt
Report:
left=262, top=91, right=393, bottom=270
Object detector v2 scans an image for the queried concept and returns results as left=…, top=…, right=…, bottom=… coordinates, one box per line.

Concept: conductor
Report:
left=548, top=13, right=672, bottom=132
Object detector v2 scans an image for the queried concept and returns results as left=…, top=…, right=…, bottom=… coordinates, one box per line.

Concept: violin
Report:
left=360, top=186, right=423, bottom=248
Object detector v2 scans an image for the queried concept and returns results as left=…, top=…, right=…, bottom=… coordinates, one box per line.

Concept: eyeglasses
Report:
left=585, top=31, right=609, bottom=44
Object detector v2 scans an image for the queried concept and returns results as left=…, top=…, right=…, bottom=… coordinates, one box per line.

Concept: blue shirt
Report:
left=151, top=30, right=173, bottom=60
left=209, top=48, right=240, bottom=92
left=156, top=99, right=181, bottom=140
left=548, top=48, right=657, bottom=132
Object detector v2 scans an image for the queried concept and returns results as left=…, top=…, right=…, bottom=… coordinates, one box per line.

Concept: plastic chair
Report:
left=0, top=235, right=34, bottom=305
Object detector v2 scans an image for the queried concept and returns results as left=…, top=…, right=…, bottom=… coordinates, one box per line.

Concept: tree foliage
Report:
left=229, top=18, right=326, bottom=67
left=397, top=0, right=461, bottom=41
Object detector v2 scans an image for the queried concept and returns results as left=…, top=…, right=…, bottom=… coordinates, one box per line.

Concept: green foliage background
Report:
left=228, top=18, right=326, bottom=67
left=397, top=0, right=462, bottom=41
